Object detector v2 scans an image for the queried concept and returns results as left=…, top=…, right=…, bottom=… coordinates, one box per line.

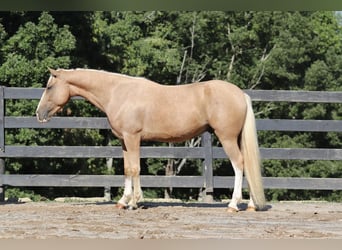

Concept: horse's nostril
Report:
left=36, top=111, right=45, bottom=122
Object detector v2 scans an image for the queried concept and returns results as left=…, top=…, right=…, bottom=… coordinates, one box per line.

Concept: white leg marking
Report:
left=228, top=162, right=243, bottom=211
left=118, top=176, right=132, bottom=206
left=248, top=197, right=256, bottom=208
left=128, top=176, right=143, bottom=208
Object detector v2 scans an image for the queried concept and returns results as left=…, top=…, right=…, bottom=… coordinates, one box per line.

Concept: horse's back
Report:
left=139, top=79, right=247, bottom=141
left=141, top=79, right=247, bottom=126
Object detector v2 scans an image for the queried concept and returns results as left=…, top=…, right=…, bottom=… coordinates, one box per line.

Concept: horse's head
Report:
left=36, top=68, right=71, bottom=122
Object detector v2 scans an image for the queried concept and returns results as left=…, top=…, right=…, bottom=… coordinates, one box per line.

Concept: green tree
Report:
left=0, top=11, right=340, bottom=201
left=0, top=12, right=82, bottom=197
left=251, top=12, right=342, bottom=201
left=0, top=12, right=75, bottom=87
left=89, top=11, right=342, bottom=201
left=0, top=12, right=77, bottom=153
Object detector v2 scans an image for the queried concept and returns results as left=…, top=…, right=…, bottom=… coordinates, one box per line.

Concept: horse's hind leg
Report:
left=216, top=135, right=244, bottom=212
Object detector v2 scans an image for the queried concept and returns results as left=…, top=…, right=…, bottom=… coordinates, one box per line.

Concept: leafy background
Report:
left=0, top=11, right=341, bottom=201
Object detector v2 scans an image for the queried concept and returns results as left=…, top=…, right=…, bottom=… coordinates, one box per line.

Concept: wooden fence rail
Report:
left=0, top=87, right=342, bottom=201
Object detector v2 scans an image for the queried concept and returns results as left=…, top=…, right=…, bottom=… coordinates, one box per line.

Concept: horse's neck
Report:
left=65, top=70, right=113, bottom=113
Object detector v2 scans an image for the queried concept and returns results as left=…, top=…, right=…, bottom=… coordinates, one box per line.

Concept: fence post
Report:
left=104, top=186, right=111, bottom=201
left=0, top=86, right=5, bottom=201
left=201, top=131, right=214, bottom=202
left=0, top=159, right=4, bottom=202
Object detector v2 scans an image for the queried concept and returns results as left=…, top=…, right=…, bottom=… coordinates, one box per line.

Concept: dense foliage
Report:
left=0, top=11, right=341, bottom=201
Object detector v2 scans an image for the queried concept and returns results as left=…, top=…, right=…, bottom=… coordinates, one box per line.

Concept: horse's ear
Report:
left=48, top=68, right=59, bottom=78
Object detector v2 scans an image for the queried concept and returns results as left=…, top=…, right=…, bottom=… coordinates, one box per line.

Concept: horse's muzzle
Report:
left=36, top=111, right=50, bottom=123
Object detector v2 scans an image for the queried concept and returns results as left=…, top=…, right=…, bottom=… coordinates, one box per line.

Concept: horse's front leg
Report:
left=131, top=174, right=143, bottom=208
left=117, top=134, right=143, bottom=210
left=117, top=175, right=133, bottom=209
left=118, top=174, right=142, bottom=210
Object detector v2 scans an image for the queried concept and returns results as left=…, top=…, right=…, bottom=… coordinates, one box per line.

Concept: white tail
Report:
left=241, top=93, right=266, bottom=210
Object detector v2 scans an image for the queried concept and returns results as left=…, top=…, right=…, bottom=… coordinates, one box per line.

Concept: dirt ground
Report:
left=0, top=199, right=342, bottom=239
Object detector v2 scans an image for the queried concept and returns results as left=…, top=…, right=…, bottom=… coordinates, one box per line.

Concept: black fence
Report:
left=0, top=87, right=341, bottom=201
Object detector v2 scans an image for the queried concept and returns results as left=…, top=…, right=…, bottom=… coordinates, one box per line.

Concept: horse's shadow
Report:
left=0, top=199, right=272, bottom=211
left=0, top=197, right=29, bottom=205
left=96, top=201, right=272, bottom=211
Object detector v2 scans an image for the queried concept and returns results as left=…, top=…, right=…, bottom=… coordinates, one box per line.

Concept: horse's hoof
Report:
left=246, top=206, right=256, bottom=212
left=227, top=207, right=239, bottom=213
left=127, top=205, right=137, bottom=210
left=115, top=203, right=127, bottom=209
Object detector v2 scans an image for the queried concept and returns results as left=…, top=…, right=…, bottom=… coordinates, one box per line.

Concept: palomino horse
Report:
left=36, top=68, right=266, bottom=212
